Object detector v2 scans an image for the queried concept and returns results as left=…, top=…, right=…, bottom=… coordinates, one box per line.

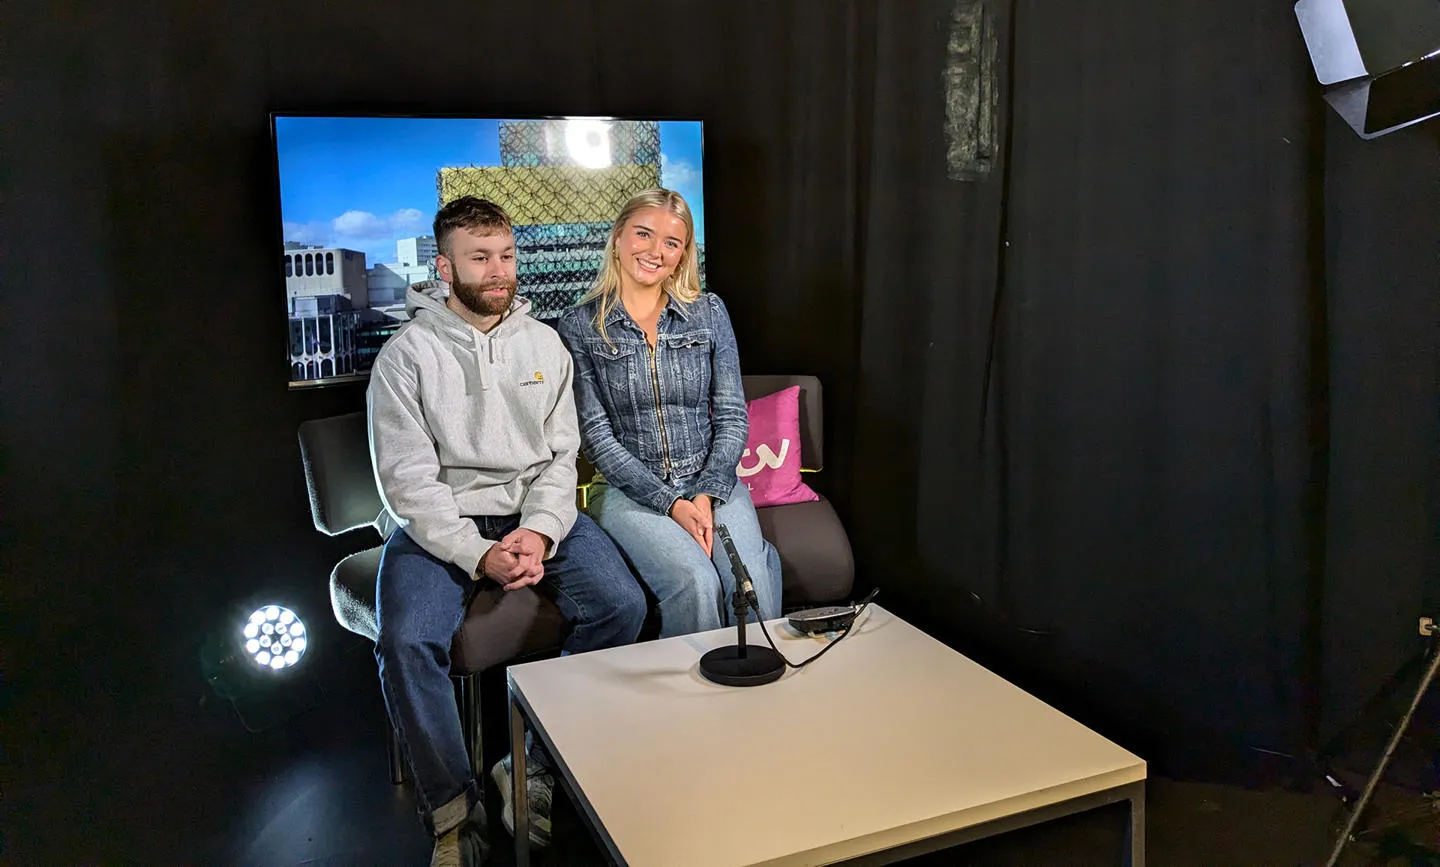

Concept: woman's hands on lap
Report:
left=670, top=494, right=714, bottom=556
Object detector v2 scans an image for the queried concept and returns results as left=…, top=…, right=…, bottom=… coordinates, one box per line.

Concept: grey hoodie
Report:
left=366, top=283, right=579, bottom=579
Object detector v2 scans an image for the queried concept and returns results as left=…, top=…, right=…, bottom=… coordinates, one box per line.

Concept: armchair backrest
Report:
left=741, top=374, right=824, bottom=470
left=298, top=376, right=827, bottom=537
left=298, top=410, right=388, bottom=537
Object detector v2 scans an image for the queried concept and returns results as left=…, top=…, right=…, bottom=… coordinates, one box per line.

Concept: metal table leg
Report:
left=510, top=684, right=530, bottom=867
left=1126, top=782, right=1146, bottom=867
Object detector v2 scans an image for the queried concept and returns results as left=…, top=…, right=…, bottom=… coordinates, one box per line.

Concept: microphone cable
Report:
left=754, top=587, right=881, bottom=670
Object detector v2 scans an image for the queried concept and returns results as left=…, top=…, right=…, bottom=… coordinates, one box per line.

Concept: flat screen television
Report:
left=270, top=114, right=706, bottom=389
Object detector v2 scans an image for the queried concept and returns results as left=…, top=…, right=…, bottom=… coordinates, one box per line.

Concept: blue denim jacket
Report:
left=556, top=292, right=749, bottom=515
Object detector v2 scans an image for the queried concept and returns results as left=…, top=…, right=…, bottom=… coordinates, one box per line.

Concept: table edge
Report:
left=747, top=762, right=1149, bottom=867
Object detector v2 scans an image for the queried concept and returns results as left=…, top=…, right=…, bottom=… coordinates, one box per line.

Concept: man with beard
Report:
left=367, top=197, right=646, bottom=866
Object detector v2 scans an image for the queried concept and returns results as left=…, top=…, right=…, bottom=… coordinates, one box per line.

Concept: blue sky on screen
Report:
left=274, top=116, right=705, bottom=265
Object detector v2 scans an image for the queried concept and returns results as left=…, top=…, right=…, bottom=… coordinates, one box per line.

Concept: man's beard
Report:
left=451, top=276, right=517, bottom=317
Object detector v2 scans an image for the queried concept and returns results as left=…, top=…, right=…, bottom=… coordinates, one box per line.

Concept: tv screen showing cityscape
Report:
left=272, top=114, right=706, bottom=388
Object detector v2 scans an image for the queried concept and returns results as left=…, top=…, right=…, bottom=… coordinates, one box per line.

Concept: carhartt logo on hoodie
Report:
left=520, top=370, right=545, bottom=387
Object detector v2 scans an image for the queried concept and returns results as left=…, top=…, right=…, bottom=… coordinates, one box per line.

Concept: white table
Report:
left=507, top=604, right=1145, bottom=866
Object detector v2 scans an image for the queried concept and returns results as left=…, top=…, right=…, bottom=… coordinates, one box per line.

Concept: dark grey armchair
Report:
left=298, top=412, right=565, bottom=784
left=296, top=374, right=853, bottom=784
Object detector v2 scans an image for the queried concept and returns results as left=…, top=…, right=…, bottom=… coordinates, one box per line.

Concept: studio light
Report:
left=242, top=604, right=308, bottom=671
left=1295, top=0, right=1440, bottom=139
left=564, top=118, right=613, bottom=169
left=203, top=600, right=321, bottom=732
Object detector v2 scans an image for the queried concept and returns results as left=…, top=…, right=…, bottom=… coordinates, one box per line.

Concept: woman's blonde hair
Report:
left=580, top=188, right=701, bottom=343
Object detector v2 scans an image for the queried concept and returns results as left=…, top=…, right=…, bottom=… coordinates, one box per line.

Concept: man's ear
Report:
left=435, top=253, right=454, bottom=283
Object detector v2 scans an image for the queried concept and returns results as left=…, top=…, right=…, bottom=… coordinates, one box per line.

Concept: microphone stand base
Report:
left=699, top=645, right=785, bottom=687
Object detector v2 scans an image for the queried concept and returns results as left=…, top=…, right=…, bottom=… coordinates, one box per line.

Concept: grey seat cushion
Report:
left=450, top=585, right=567, bottom=673
left=756, top=495, right=856, bottom=607
left=330, top=544, right=566, bottom=673
left=330, top=546, right=384, bottom=641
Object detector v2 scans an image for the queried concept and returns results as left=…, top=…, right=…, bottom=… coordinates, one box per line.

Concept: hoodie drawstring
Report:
left=404, top=285, right=525, bottom=395
left=475, top=335, right=492, bottom=392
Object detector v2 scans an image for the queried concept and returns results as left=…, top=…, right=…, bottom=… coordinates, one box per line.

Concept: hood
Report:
left=404, top=281, right=533, bottom=392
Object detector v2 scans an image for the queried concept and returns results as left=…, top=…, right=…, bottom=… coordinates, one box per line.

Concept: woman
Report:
left=556, top=188, right=782, bottom=637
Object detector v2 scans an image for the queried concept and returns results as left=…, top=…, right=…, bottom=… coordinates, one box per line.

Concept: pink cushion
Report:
left=739, top=386, right=821, bottom=508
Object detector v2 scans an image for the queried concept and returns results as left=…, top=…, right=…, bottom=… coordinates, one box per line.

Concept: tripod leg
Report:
left=1324, top=640, right=1440, bottom=867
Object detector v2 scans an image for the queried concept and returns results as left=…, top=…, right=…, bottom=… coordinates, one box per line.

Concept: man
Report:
left=367, top=196, right=646, bottom=866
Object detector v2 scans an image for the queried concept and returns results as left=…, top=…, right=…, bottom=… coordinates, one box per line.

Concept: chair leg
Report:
left=386, top=719, right=407, bottom=785
left=456, top=672, right=484, bottom=783
left=387, top=674, right=477, bottom=789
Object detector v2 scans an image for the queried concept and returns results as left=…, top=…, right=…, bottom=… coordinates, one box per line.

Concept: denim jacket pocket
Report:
left=588, top=338, right=645, bottom=399
left=663, top=333, right=712, bottom=410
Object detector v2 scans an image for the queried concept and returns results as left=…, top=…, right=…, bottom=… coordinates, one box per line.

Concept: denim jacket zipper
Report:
left=646, top=339, right=673, bottom=480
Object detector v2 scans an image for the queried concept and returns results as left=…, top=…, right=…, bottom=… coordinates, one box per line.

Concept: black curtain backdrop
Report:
left=849, top=0, right=1438, bottom=769
left=4, top=0, right=1437, bottom=859
left=985, top=0, right=1321, bottom=760
left=1321, top=118, right=1440, bottom=737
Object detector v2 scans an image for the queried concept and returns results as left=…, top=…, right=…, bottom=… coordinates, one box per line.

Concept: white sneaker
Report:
left=491, top=752, right=553, bottom=849
left=430, top=799, right=487, bottom=867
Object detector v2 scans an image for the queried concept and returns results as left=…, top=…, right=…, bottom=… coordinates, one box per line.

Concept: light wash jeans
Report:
left=588, top=477, right=783, bottom=637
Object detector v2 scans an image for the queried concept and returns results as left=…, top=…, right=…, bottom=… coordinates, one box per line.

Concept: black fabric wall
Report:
left=849, top=0, right=1438, bottom=767
left=5, top=0, right=1437, bottom=848
left=1321, top=117, right=1440, bottom=738
left=933, top=0, right=1322, bottom=758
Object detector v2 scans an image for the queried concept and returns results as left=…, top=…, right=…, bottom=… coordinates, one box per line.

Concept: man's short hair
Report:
left=433, top=197, right=513, bottom=255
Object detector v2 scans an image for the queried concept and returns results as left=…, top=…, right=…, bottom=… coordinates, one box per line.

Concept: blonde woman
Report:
left=556, top=189, right=782, bottom=637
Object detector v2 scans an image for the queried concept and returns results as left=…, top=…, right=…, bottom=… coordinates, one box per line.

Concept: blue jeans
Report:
left=588, top=477, right=782, bottom=638
left=375, top=512, right=645, bottom=836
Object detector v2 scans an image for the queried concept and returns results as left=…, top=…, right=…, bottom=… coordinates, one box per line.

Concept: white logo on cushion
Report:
left=737, top=440, right=790, bottom=477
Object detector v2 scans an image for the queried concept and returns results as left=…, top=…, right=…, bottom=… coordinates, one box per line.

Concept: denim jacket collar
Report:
left=601, top=293, right=696, bottom=331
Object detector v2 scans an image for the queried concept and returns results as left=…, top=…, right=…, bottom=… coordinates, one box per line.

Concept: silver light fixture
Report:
left=1295, top=0, right=1440, bottom=139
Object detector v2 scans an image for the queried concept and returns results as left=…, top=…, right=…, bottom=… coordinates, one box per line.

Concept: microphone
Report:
left=698, top=525, right=786, bottom=687
left=717, top=525, right=761, bottom=614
